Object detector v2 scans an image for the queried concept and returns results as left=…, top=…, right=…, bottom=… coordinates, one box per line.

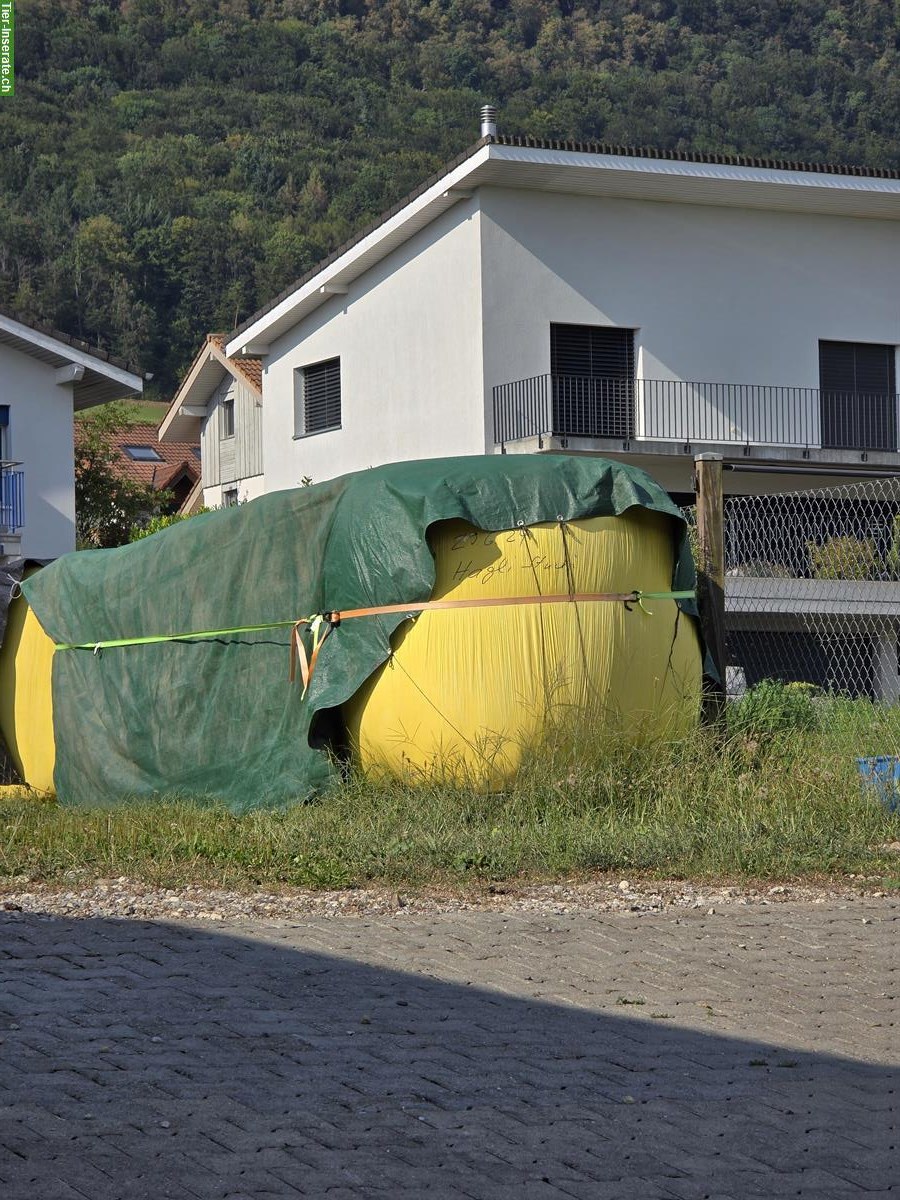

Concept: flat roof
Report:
left=228, top=136, right=900, bottom=358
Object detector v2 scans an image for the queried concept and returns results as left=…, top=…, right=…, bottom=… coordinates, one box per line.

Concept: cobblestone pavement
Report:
left=0, top=900, right=897, bottom=1199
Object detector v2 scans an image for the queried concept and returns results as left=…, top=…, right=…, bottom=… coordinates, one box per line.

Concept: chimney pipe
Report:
left=480, top=104, right=497, bottom=139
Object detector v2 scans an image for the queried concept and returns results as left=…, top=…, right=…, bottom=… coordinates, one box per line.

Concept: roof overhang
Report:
left=178, top=475, right=204, bottom=515
left=160, top=336, right=262, bottom=443
left=0, top=311, right=143, bottom=408
left=227, top=142, right=900, bottom=358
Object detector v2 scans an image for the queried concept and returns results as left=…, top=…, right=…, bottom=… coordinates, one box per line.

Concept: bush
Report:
left=808, top=536, right=876, bottom=581
left=129, top=508, right=210, bottom=542
left=728, top=679, right=818, bottom=737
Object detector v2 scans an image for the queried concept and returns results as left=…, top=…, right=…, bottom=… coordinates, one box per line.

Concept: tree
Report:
left=74, top=403, right=169, bottom=548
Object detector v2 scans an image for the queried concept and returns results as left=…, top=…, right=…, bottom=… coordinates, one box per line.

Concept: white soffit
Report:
left=228, top=143, right=900, bottom=355
left=482, top=145, right=900, bottom=217
left=0, top=312, right=143, bottom=408
left=159, top=351, right=225, bottom=443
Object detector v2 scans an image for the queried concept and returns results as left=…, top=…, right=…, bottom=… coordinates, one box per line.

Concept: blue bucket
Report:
left=855, top=756, right=900, bottom=814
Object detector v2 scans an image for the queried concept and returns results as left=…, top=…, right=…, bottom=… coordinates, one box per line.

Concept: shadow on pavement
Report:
left=0, top=912, right=895, bottom=1200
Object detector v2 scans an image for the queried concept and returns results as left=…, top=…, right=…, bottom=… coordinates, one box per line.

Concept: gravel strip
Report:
left=0, top=873, right=895, bottom=922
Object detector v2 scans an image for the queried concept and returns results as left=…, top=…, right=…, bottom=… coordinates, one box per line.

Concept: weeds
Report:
left=0, top=691, right=898, bottom=891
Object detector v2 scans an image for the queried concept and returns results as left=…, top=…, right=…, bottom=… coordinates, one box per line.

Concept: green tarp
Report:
left=23, top=454, right=699, bottom=811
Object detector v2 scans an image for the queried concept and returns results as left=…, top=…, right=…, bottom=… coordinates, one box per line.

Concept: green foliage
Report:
left=728, top=680, right=818, bottom=738
left=75, top=403, right=169, bottom=548
left=886, top=514, right=900, bottom=578
left=808, top=535, right=877, bottom=581
left=129, top=507, right=210, bottom=542
left=5, top=3, right=900, bottom=394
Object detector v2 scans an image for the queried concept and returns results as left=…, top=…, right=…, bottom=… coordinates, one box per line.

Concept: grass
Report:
left=1, top=691, right=899, bottom=892
left=100, top=399, right=170, bottom=426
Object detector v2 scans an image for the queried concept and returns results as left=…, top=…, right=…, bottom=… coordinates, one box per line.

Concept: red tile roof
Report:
left=112, top=423, right=200, bottom=491
left=208, top=333, right=262, bottom=394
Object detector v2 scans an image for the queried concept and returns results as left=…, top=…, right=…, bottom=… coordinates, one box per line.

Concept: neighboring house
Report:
left=158, top=334, right=263, bottom=509
left=110, top=423, right=200, bottom=514
left=0, top=307, right=143, bottom=559
left=226, top=111, right=900, bottom=504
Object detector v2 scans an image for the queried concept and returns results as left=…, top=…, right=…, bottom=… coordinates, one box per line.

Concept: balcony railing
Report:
left=493, top=375, right=900, bottom=454
left=0, top=464, right=24, bottom=534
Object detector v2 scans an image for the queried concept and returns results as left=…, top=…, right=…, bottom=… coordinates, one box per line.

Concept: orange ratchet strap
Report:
left=288, top=590, right=648, bottom=695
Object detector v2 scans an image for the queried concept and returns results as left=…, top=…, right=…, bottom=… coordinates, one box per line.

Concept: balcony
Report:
left=0, top=463, right=24, bottom=536
left=493, top=376, right=900, bottom=459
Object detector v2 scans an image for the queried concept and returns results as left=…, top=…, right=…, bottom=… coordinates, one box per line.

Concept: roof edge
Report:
left=160, top=333, right=263, bottom=443
left=0, top=305, right=145, bottom=381
left=228, top=136, right=492, bottom=345
left=159, top=335, right=224, bottom=441
left=227, top=133, right=900, bottom=353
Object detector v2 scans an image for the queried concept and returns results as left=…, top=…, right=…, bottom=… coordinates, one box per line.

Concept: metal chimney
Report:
left=480, top=104, right=497, bottom=139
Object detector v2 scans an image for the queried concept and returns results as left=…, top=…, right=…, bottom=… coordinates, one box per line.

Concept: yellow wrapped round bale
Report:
left=0, top=584, right=56, bottom=795
left=343, top=507, right=701, bottom=789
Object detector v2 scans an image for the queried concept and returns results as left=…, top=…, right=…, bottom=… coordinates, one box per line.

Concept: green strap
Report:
left=53, top=589, right=696, bottom=654
left=54, top=618, right=310, bottom=653
left=633, top=588, right=696, bottom=615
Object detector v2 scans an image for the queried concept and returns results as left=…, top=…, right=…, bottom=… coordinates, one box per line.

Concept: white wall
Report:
left=262, top=202, right=485, bottom=492
left=480, top=188, right=900, bottom=447
left=203, top=475, right=265, bottom=509
left=256, top=184, right=900, bottom=495
left=0, top=347, right=77, bottom=558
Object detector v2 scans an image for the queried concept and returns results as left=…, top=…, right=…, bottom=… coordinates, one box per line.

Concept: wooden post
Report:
left=694, top=453, right=726, bottom=721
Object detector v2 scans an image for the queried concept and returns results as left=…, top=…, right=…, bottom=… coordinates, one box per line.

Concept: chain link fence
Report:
left=683, top=477, right=900, bottom=749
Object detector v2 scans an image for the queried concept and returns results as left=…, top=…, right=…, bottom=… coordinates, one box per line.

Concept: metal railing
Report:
left=0, top=465, right=24, bottom=534
left=493, top=375, right=900, bottom=453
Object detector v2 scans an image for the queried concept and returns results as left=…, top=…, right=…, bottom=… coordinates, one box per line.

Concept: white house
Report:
left=226, top=112, right=900, bottom=503
left=158, top=334, right=263, bottom=509
left=0, top=307, right=144, bottom=559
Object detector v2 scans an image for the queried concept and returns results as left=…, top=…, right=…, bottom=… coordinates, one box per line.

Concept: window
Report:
left=223, top=487, right=239, bottom=507
left=123, top=445, right=163, bottom=462
left=819, top=340, right=897, bottom=451
left=295, top=357, right=341, bottom=437
left=221, top=394, right=235, bottom=439
left=550, top=324, right=635, bottom=439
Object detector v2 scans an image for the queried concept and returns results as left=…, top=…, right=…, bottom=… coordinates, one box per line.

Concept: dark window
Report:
left=819, top=341, right=896, bottom=451
left=550, top=324, right=635, bottom=439
left=223, top=487, right=239, bottom=507
left=295, top=358, right=341, bottom=436
left=221, top=395, right=235, bottom=438
left=123, top=445, right=163, bottom=462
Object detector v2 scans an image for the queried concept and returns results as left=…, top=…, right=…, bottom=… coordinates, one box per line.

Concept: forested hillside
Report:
left=5, top=0, right=900, bottom=394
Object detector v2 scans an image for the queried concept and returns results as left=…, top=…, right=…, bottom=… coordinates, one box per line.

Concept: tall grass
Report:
left=1, top=687, right=898, bottom=891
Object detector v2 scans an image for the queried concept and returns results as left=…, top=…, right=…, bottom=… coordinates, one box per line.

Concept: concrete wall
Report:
left=479, top=187, right=900, bottom=448
left=261, top=202, right=485, bottom=492
left=1, top=347, right=77, bottom=558
left=201, top=375, right=263, bottom=489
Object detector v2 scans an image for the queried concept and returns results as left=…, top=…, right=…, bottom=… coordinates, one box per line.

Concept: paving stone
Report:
left=0, top=901, right=896, bottom=1198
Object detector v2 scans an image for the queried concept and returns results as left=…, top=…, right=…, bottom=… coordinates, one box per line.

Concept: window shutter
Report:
left=303, top=358, right=341, bottom=434
left=550, top=324, right=635, bottom=439
left=551, top=325, right=635, bottom=380
left=819, top=341, right=896, bottom=450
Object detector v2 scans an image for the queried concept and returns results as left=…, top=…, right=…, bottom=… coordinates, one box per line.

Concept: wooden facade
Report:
left=201, top=375, right=263, bottom=488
